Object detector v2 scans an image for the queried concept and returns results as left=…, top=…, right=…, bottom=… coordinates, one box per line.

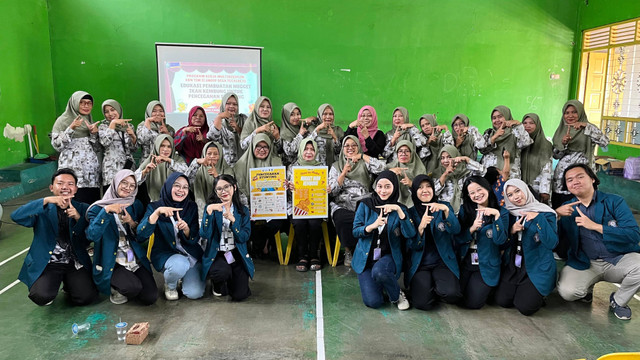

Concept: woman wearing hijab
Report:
left=137, top=172, right=204, bottom=300
left=137, top=100, right=175, bottom=161
left=386, top=140, right=426, bottom=208
left=382, top=106, right=423, bottom=162
left=455, top=176, right=509, bottom=309
left=280, top=102, right=318, bottom=167
left=234, top=134, right=285, bottom=258
left=479, top=106, right=533, bottom=179
left=51, top=90, right=101, bottom=204
left=86, top=170, right=157, bottom=305
left=310, top=103, right=344, bottom=167
left=207, top=92, right=248, bottom=166
left=239, top=96, right=283, bottom=154
left=345, top=105, right=386, bottom=159
left=286, top=139, right=326, bottom=271
left=174, top=106, right=210, bottom=164
left=201, top=174, right=253, bottom=301
left=495, top=179, right=558, bottom=316
left=450, top=113, right=484, bottom=161
left=406, top=175, right=462, bottom=310
left=551, top=100, right=609, bottom=209
left=434, top=145, right=486, bottom=214
left=352, top=170, right=415, bottom=310
left=185, top=141, right=234, bottom=219
left=329, top=135, right=385, bottom=267
left=520, top=113, right=553, bottom=204
left=99, top=99, right=137, bottom=188
left=417, top=114, right=453, bottom=176
left=135, top=134, right=189, bottom=202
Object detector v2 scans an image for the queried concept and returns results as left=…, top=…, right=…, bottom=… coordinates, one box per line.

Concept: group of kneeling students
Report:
left=11, top=161, right=640, bottom=321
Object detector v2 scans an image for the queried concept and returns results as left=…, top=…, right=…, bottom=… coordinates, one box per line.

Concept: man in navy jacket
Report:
left=556, top=164, right=640, bottom=320
left=11, top=168, right=97, bottom=306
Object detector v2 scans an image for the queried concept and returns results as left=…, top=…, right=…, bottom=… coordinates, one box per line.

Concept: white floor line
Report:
left=0, top=247, right=29, bottom=267
left=0, top=279, right=20, bottom=296
left=316, top=270, right=325, bottom=360
left=612, top=283, right=640, bottom=302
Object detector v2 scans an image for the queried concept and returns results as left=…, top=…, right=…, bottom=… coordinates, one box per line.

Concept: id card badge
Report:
left=224, top=251, right=235, bottom=264
left=126, top=249, right=135, bottom=262
left=373, top=248, right=382, bottom=261
left=514, top=254, right=522, bottom=268
left=471, top=252, right=479, bottom=265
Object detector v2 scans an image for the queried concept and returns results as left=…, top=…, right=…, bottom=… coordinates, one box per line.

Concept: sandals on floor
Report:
left=296, top=259, right=309, bottom=272
left=310, top=259, right=322, bottom=271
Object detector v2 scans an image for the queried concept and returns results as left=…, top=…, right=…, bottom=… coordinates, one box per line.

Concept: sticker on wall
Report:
left=3, top=123, right=27, bottom=142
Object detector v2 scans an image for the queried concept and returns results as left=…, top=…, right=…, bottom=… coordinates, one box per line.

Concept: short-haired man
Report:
left=11, top=168, right=97, bottom=306
left=556, top=164, right=640, bottom=320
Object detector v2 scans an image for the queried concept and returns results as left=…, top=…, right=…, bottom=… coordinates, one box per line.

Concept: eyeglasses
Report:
left=343, top=144, right=358, bottom=149
left=172, top=184, right=189, bottom=191
left=255, top=145, right=269, bottom=151
left=119, top=181, right=136, bottom=191
left=397, top=149, right=411, bottom=155
left=215, top=184, right=233, bottom=194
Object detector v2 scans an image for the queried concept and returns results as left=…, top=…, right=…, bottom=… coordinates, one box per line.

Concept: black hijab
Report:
left=149, top=172, right=198, bottom=224
left=359, top=170, right=400, bottom=212
left=410, top=174, right=438, bottom=217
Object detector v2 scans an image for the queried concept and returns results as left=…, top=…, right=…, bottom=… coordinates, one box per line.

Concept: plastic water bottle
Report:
left=72, top=322, right=90, bottom=336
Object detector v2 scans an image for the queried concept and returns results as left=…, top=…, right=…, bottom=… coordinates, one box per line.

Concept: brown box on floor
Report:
left=125, top=322, right=149, bottom=345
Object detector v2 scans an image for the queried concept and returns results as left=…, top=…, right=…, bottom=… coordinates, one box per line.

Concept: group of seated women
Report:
left=48, top=90, right=615, bottom=315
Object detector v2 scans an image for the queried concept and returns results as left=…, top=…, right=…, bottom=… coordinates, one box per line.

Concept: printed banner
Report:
left=249, top=166, right=287, bottom=220
left=292, top=166, right=328, bottom=219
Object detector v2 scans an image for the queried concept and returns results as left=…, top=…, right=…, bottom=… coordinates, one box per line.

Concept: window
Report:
left=578, top=17, right=640, bottom=148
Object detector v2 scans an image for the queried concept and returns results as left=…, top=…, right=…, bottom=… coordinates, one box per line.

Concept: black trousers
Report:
left=494, top=273, right=544, bottom=316
left=28, top=263, right=97, bottom=306
left=551, top=191, right=574, bottom=258
left=333, top=209, right=357, bottom=248
left=250, top=219, right=285, bottom=257
left=207, top=250, right=251, bottom=301
left=111, top=264, right=158, bottom=305
left=460, top=265, right=493, bottom=310
left=411, top=262, right=462, bottom=310
left=74, top=187, right=101, bottom=206
left=291, top=218, right=323, bottom=260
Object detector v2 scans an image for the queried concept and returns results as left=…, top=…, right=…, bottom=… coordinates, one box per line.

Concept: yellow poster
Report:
left=292, top=166, right=328, bottom=219
left=249, top=166, right=287, bottom=220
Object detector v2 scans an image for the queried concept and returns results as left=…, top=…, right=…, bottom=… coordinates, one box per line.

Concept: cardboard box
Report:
left=126, top=322, right=149, bottom=345
left=595, top=157, right=625, bottom=175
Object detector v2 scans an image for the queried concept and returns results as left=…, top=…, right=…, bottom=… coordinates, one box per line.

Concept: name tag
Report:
left=471, top=252, right=479, bottom=265
left=373, top=248, right=381, bottom=261
left=515, top=254, right=522, bottom=268
left=224, top=251, right=235, bottom=264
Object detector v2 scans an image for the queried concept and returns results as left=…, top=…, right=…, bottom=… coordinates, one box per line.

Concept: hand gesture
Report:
left=482, top=207, right=500, bottom=220
left=155, top=206, right=182, bottom=218
left=222, top=206, right=235, bottom=223
left=575, top=207, right=600, bottom=231
left=44, top=195, right=73, bottom=209
left=207, top=166, right=218, bottom=177
left=376, top=204, right=400, bottom=216
left=400, top=172, right=411, bottom=186
left=419, top=209, right=434, bottom=233
left=206, top=203, right=225, bottom=215
left=326, top=125, right=336, bottom=141
left=556, top=200, right=580, bottom=217
left=69, top=115, right=84, bottom=130
left=219, top=110, right=232, bottom=119
left=428, top=134, right=438, bottom=144
left=502, top=149, right=511, bottom=161
left=401, top=123, right=414, bottom=130
left=256, top=121, right=275, bottom=134
left=341, top=160, right=353, bottom=175
left=389, top=167, right=408, bottom=176
left=175, top=212, right=189, bottom=232
left=470, top=210, right=484, bottom=233
left=349, top=120, right=359, bottom=129
left=455, top=133, right=466, bottom=147
left=104, top=203, right=125, bottom=214
left=183, top=126, right=198, bottom=134
left=195, top=132, right=204, bottom=142
left=562, top=127, right=572, bottom=145
left=126, top=123, right=135, bottom=136
left=65, top=202, right=80, bottom=221
left=159, top=124, right=169, bottom=134
left=523, top=211, right=538, bottom=222
left=370, top=212, right=387, bottom=229
left=425, top=203, right=448, bottom=214
left=511, top=216, right=525, bottom=234
left=494, top=125, right=505, bottom=138
left=271, top=124, right=280, bottom=140
left=360, top=125, right=369, bottom=138
left=119, top=208, right=135, bottom=226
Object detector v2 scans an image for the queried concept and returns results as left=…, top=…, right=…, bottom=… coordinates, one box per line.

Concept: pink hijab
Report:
left=357, top=105, right=379, bottom=153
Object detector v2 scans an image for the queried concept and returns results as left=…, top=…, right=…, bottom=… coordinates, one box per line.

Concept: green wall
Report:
left=46, top=0, right=579, bottom=141
left=0, top=0, right=56, bottom=168
left=570, top=0, right=640, bottom=159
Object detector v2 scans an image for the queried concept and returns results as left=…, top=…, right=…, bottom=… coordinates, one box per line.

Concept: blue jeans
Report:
left=357, top=254, right=400, bottom=308
left=163, top=254, right=205, bottom=299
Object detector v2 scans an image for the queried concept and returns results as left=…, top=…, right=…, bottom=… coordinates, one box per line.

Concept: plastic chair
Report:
left=146, top=233, right=155, bottom=260
left=597, top=353, right=640, bottom=360
left=331, top=235, right=341, bottom=267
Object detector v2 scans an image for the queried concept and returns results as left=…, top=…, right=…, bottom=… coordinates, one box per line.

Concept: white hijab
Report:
left=503, top=179, right=556, bottom=217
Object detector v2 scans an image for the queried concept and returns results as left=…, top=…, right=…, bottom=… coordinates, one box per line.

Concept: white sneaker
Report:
left=164, top=284, right=179, bottom=301
left=395, top=290, right=410, bottom=311
left=344, top=249, right=353, bottom=267
left=110, top=288, right=128, bottom=305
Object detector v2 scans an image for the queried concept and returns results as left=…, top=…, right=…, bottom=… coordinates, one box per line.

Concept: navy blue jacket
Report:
left=351, top=203, right=417, bottom=277
left=560, top=191, right=640, bottom=271
left=137, top=204, right=203, bottom=271
left=455, top=207, right=509, bottom=287
left=199, top=205, right=254, bottom=280
left=406, top=202, right=461, bottom=285
left=11, top=199, right=92, bottom=288
left=503, top=212, right=558, bottom=296
left=86, top=200, right=149, bottom=295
